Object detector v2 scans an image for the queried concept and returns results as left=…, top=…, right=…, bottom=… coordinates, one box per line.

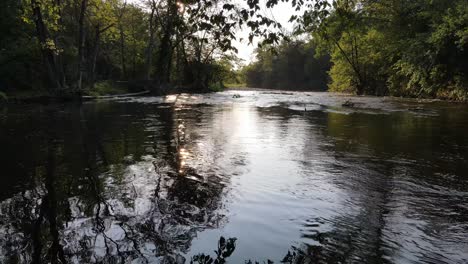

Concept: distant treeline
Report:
left=243, top=41, right=331, bottom=91
left=243, top=0, right=467, bottom=100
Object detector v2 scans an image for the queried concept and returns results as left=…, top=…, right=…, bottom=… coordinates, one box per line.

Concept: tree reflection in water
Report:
left=0, top=104, right=227, bottom=263
left=3, top=93, right=468, bottom=263
left=190, top=237, right=321, bottom=264
left=0, top=156, right=226, bottom=263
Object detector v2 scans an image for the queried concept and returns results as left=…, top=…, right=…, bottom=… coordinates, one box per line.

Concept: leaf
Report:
left=218, top=236, right=226, bottom=249
left=222, top=4, right=234, bottom=11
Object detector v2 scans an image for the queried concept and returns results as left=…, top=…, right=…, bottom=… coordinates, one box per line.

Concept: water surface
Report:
left=1, top=91, right=467, bottom=263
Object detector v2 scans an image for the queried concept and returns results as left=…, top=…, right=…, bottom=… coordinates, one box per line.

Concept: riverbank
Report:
left=0, top=81, right=232, bottom=104
left=0, top=80, right=144, bottom=104
left=2, top=85, right=467, bottom=105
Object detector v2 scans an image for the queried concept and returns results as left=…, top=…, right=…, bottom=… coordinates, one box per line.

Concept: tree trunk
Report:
left=90, top=25, right=101, bottom=89
left=119, top=24, right=127, bottom=80
left=155, top=0, right=177, bottom=87
left=145, top=1, right=156, bottom=80
left=30, top=0, right=63, bottom=91
left=332, top=37, right=365, bottom=95
left=157, top=31, right=173, bottom=85
left=89, top=24, right=113, bottom=88
left=77, top=0, right=88, bottom=91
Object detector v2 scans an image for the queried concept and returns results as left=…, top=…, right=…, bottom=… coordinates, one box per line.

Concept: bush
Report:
left=0, top=91, right=7, bottom=102
left=209, top=82, right=225, bottom=92
left=86, top=81, right=127, bottom=96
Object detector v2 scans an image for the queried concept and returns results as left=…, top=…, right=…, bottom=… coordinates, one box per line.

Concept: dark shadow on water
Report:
left=0, top=102, right=231, bottom=263
left=1, top=95, right=468, bottom=263
left=191, top=237, right=331, bottom=264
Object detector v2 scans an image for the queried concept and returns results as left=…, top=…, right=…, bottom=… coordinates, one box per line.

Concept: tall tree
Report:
left=77, top=0, right=89, bottom=91
left=29, top=0, right=66, bottom=91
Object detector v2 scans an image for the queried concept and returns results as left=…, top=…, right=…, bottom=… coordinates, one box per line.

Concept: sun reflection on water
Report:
left=177, top=121, right=190, bottom=175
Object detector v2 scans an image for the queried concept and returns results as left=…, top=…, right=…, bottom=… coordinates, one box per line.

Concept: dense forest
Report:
left=243, top=40, right=331, bottom=91
left=0, top=0, right=281, bottom=97
left=244, top=0, right=467, bottom=99
left=0, top=0, right=467, bottom=100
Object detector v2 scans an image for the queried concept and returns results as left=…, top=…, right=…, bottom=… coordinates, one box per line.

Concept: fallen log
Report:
left=82, top=90, right=150, bottom=100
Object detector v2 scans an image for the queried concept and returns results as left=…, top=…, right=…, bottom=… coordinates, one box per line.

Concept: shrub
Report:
left=0, top=91, right=7, bottom=102
left=86, top=81, right=127, bottom=96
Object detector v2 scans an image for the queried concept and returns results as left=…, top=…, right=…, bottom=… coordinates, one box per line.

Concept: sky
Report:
left=128, top=0, right=299, bottom=65
left=231, top=0, right=299, bottom=64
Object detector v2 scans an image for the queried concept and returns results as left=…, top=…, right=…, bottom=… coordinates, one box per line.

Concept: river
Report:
left=0, top=90, right=467, bottom=263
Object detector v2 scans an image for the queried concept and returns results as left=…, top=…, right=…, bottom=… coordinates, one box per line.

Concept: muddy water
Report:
left=0, top=90, right=467, bottom=263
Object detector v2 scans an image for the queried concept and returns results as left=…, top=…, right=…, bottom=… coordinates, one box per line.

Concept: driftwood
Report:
left=82, top=90, right=150, bottom=100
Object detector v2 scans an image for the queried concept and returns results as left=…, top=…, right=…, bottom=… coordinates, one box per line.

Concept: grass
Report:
left=208, top=82, right=247, bottom=92
left=85, top=81, right=128, bottom=97
left=224, top=83, right=246, bottom=89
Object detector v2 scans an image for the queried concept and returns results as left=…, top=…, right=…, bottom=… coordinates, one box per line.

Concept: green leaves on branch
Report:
left=302, top=0, right=468, bottom=98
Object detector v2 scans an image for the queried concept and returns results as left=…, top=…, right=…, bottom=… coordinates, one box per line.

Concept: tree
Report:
left=28, top=0, right=67, bottom=91
left=2, top=0, right=465, bottom=99
left=295, top=0, right=467, bottom=98
left=77, top=0, right=89, bottom=91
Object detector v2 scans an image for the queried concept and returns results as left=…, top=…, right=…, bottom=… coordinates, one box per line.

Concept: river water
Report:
left=0, top=90, right=467, bottom=263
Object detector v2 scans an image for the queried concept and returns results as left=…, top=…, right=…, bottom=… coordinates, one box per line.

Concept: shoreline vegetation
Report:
left=1, top=0, right=466, bottom=103
left=3, top=87, right=466, bottom=108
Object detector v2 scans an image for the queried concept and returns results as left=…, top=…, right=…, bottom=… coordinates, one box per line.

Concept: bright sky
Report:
left=127, top=0, right=299, bottom=65
left=232, top=0, right=299, bottom=64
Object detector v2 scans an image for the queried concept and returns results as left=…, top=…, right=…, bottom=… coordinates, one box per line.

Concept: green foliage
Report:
left=2, top=0, right=466, bottom=99
left=0, top=0, right=43, bottom=90
left=86, top=81, right=127, bottom=96
left=328, top=57, right=354, bottom=93
left=305, top=0, right=468, bottom=99
left=224, top=83, right=247, bottom=89
left=3, top=0, right=273, bottom=94
left=209, top=82, right=225, bottom=92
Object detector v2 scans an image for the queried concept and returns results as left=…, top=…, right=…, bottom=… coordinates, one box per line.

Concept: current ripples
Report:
left=1, top=90, right=468, bottom=263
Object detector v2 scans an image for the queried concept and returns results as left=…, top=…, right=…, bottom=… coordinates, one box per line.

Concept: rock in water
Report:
left=342, top=100, right=355, bottom=107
